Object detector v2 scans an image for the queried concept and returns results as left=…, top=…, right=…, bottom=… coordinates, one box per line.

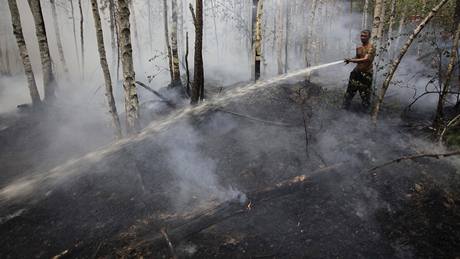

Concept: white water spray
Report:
left=0, top=61, right=343, bottom=203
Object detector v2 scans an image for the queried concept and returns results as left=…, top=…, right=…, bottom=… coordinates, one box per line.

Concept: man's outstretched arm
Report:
left=345, top=54, right=371, bottom=64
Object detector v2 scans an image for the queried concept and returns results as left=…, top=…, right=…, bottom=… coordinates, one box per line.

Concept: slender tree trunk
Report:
left=190, top=0, right=204, bottom=104
left=0, top=42, right=4, bottom=75
left=185, top=32, right=190, bottom=96
left=108, top=0, right=117, bottom=75
left=433, top=0, right=460, bottom=135
left=91, top=0, right=122, bottom=139
left=147, top=0, right=153, bottom=54
left=117, top=0, right=140, bottom=133
left=385, top=0, right=396, bottom=58
left=27, top=0, right=56, bottom=102
left=129, top=0, right=143, bottom=72
left=284, top=1, right=289, bottom=73
left=371, top=0, right=384, bottom=46
left=78, top=0, right=84, bottom=79
left=8, top=0, right=41, bottom=106
left=251, top=0, right=263, bottom=81
left=276, top=0, right=284, bottom=75
left=50, top=0, right=69, bottom=77
left=394, top=5, right=407, bottom=57
left=171, top=0, right=182, bottom=87
left=163, top=0, right=174, bottom=83
left=377, top=0, right=387, bottom=45
left=371, top=0, right=450, bottom=123
left=362, top=0, right=369, bottom=29
left=305, top=0, right=318, bottom=67
left=70, top=0, right=81, bottom=76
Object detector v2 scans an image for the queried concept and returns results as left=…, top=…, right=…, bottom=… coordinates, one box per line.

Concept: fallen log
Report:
left=135, top=81, right=176, bottom=108
left=131, top=163, right=344, bottom=252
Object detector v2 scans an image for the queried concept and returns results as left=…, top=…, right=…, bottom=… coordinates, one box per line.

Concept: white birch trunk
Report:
left=8, top=0, right=41, bottom=106
left=90, top=0, right=122, bottom=139
left=371, top=0, right=450, bottom=123
left=117, top=0, right=140, bottom=133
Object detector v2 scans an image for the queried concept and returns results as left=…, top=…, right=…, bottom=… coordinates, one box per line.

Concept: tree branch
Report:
left=135, top=81, right=176, bottom=108
left=369, top=150, right=460, bottom=172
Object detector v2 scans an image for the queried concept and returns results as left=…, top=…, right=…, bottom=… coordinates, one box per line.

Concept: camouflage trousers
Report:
left=343, top=70, right=373, bottom=110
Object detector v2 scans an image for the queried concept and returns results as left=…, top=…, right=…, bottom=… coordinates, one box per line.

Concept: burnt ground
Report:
left=0, top=80, right=459, bottom=259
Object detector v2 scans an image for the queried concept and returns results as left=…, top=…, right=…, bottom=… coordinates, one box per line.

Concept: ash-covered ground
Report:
left=0, top=79, right=459, bottom=258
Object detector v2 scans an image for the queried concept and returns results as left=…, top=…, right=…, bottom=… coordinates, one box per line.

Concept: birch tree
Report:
left=7, top=0, right=41, bottom=106
left=433, top=0, right=460, bottom=135
left=371, top=0, right=451, bottom=123
left=27, top=0, right=56, bottom=102
left=362, top=0, right=369, bottom=28
left=70, top=0, right=81, bottom=76
left=78, top=0, right=84, bottom=79
left=276, top=0, right=284, bottom=75
left=163, top=0, right=174, bottom=83
left=91, top=0, right=122, bottom=138
left=371, top=0, right=384, bottom=46
left=117, top=0, right=140, bottom=133
left=171, top=0, right=182, bottom=87
left=50, top=0, right=69, bottom=77
left=252, top=0, right=263, bottom=81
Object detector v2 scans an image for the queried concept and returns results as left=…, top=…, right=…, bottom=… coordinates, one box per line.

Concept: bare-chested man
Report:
left=343, top=30, right=376, bottom=111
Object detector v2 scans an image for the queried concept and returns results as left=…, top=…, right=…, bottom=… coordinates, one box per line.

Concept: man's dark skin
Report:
left=345, top=31, right=373, bottom=65
left=343, top=30, right=375, bottom=111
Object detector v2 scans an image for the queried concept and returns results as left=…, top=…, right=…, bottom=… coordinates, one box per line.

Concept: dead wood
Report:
left=135, top=81, right=176, bottom=108
left=216, top=108, right=297, bottom=127
left=130, top=163, right=344, bottom=252
left=160, top=228, right=177, bottom=259
left=369, top=150, right=460, bottom=172
left=439, top=114, right=460, bottom=142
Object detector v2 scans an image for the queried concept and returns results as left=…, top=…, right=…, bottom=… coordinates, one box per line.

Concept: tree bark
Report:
left=117, top=0, right=140, bottom=134
left=394, top=4, right=407, bottom=58
left=0, top=42, right=4, bottom=75
left=7, top=0, right=41, bottom=106
left=90, top=0, right=122, bottom=139
left=377, top=0, right=387, bottom=45
left=190, top=0, right=204, bottom=104
left=108, top=0, right=117, bottom=75
left=371, top=0, right=384, bottom=46
left=163, top=0, right=174, bottom=83
left=185, top=32, right=191, bottom=96
left=27, top=0, right=56, bottom=102
left=433, top=0, right=460, bottom=135
left=129, top=0, right=143, bottom=72
left=253, top=0, right=264, bottom=80
left=276, top=0, right=284, bottom=75
left=78, top=0, right=84, bottom=79
left=50, top=0, right=69, bottom=77
left=70, top=0, right=81, bottom=76
left=385, top=0, right=397, bottom=57
left=171, top=0, right=182, bottom=87
left=362, top=0, right=369, bottom=29
left=371, top=0, right=450, bottom=123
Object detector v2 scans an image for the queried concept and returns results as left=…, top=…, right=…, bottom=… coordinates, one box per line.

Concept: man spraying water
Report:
left=343, top=30, right=376, bottom=111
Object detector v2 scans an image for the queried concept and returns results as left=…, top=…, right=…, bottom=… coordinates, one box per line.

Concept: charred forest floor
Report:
left=0, top=79, right=459, bottom=259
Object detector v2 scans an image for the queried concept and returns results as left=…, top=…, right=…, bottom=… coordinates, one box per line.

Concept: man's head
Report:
left=360, top=30, right=371, bottom=44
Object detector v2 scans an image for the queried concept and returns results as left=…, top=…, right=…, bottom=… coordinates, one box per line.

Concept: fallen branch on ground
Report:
left=130, top=163, right=344, bottom=252
left=369, top=150, right=460, bottom=172
left=160, top=228, right=177, bottom=259
left=135, top=81, right=176, bottom=108
left=216, top=108, right=297, bottom=127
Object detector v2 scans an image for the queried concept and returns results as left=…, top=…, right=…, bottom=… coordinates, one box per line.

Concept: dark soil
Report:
left=0, top=81, right=459, bottom=259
